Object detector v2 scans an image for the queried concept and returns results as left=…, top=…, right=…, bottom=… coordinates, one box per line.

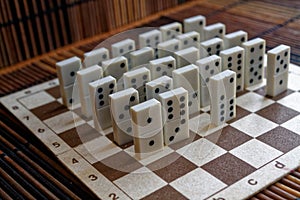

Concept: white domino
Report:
left=149, top=56, right=176, bottom=79
left=111, top=39, right=136, bottom=58
left=102, top=56, right=128, bottom=81
left=130, top=47, right=154, bottom=69
left=130, top=99, right=164, bottom=157
left=83, top=48, right=109, bottom=68
left=89, top=76, right=117, bottom=131
left=220, top=46, right=245, bottom=92
left=123, top=67, right=151, bottom=102
left=242, top=38, right=266, bottom=87
left=196, top=55, right=222, bottom=107
left=146, top=76, right=173, bottom=100
left=183, top=15, right=206, bottom=39
left=77, top=65, right=103, bottom=117
left=139, top=29, right=162, bottom=51
left=157, top=39, right=180, bottom=58
left=176, top=31, right=200, bottom=49
left=209, top=70, right=236, bottom=126
left=203, top=23, right=226, bottom=41
left=224, top=30, right=248, bottom=49
left=266, top=45, right=290, bottom=96
left=158, top=87, right=189, bottom=145
left=174, top=47, right=200, bottom=68
left=200, top=37, right=224, bottom=58
left=172, top=64, right=200, bottom=115
left=160, top=22, right=182, bottom=41
left=109, top=88, right=139, bottom=145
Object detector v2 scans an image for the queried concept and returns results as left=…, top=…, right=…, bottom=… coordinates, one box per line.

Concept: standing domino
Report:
left=174, top=47, right=200, bottom=68
left=149, top=56, right=176, bottom=79
left=56, top=56, right=82, bottom=107
left=209, top=70, right=236, bottom=126
left=203, top=23, right=225, bottom=41
left=200, top=37, right=224, bottom=57
left=159, top=87, right=189, bottom=145
left=139, top=29, right=162, bottom=58
left=172, top=64, right=200, bottom=115
left=157, top=39, right=180, bottom=58
left=242, top=38, right=266, bottom=87
left=177, top=31, right=200, bottom=49
left=131, top=99, right=164, bottom=158
left=183, top=15, right=206, bottom=40
left=83, top=48, right=109, bottom=68
left=111, top=39, right=136, bottom=58
left=77, top=65, right=103, bottom=117
left=160, top=22, right=182, bottom=41
left=224, top=30, right=248, bottom=49
left=220, top=46, right=245, bottom=92
left=146, top=76, right=173, bottom=100
left=266, top=45, right=290, bottom=97
left=196, top=55, right=222, bottom=107
left=130, top=47, right=154, bottom=69
left=109, top=88, right=139, bottom=145
left=89, top=76, right=116, bottom=131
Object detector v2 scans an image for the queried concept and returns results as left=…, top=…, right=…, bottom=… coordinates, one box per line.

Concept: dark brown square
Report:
left=106, top=133, right=134, bottom=149
left=257, top=126, right=300, bottom=153
left=147, top=152, right=197, bottom=183
left=206, top=126, right=252, bottom=151
left=168, top=131, right=201, bottom=150
left=202, top=153, right=256, bottom=185
left=256, top=103, right=299, bottom=124
left=59, top=124, right=102, bottom=147
left=46, top=86, right=61, bottom=99
left=31, top=101, right=68, bottom=121
left=254, top=86, right=295, bottom=101
left=142, top=185, right=187, bottom=200
left=228, top=106, right=251, bottom=123
left=93, top=151, right=142, bottom=181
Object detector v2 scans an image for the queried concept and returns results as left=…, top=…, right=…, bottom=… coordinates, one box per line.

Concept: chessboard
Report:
left=1, top=61, right=300, bottom=199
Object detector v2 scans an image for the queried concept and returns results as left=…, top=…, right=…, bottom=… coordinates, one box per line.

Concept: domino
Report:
left=139, top=29, right=162, bottom=58
left=89, top=76, right=117, bottom=131
left=157, top=39, right=180, bottom=58
left=160, top=22, right=182, bottom=41
left=266, top=45, right=290, bottom=96
left=176, top=31, right=200, bottom=49
left=123, top=67, right=151, bottom=102
left=203, top=23, right=225, bottom=41
left=174, top=47, right=200, bottom=68
left=111, top=39, right=136, bottom=58
left=158, top=87, right=189, bottom=145
left=83, top=48, right=109, bottom=68
left=61, top=84, right=80, bottom=107
left=146, top=76, right=173, bottom=100
left=130, top=47, right=154, bottom=69
left=183, top=15, right=206, bottom=39
left=200, top=37, right=224, bottom=57
left=172, top=64, right=200, bottom=115
left=196, top=55, right=222, bottom=107
left=209, top=70, right=236, bottom=126
left=224, top=30, right=248, bottom=49
left=149, top=56, right=176, bottom=79
left=109, top=88, right=139, bottom=145
left=130, top=99, right=164, bottom=157
left=77, top=65, right=103, bottom=117
left=242, top=38, right=266, bottom=87
left=220, top=46, right=245, bottom=92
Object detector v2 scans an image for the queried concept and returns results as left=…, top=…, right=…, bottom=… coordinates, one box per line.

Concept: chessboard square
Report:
left=142, top=185, right=188, bottom=200
left=19, top=91, right=55, bottom=109
left=278, top=92, right=300, bottom=112
left=44, top=111, right=85, bottom=134
left=45, top=86, right=61, bottom=99
left=31, top=101, right=68, bottom=121
left=256, top=103, right=299, bottom=124
left=230, top=139, right=283, bottom=169
left=147, top=152, right=197, bottom=182
left=281, top=114, right=300, bottom=135
left=59, top=123, right=102, bottom=147
left=236, top=92, right=274, bottom=112
left=93, top=151, right=143, bottom=181
left=288, top=73, right=300, bottom=91
left=177, top=138, right=226, bottom=166
left=170, top=168, right=227, bottom=200
left=75, top=136, right=121, bottom=164
left=202, top=153, right=256, bottom=185
left=257, top=126, right=300, bottom=153
left=205, top=126, right=252, bottom=151
left=230, top=113, right=278, bottom=137
left=114, top=167, right=167, bottom=200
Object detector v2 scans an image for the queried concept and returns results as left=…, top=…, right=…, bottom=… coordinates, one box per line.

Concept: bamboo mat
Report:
left=0, top=0, right=299, bottom=199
